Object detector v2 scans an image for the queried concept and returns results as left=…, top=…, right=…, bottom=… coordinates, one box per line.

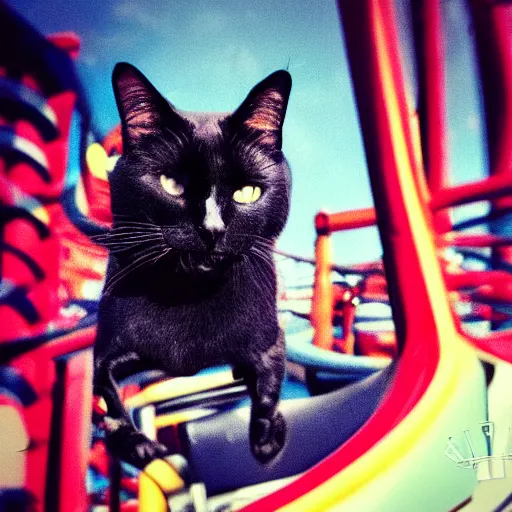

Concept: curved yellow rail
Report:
left=138, top=459, right=185, bottom=512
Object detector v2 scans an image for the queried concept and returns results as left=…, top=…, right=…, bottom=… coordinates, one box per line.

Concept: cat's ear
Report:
left=112, top=62, right=183, bottom=145
left=231, top=70, right=292, bottom=148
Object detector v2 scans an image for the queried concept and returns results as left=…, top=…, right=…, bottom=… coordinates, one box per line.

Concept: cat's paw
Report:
left=250, top=411, right=286, bottom=464
left=105, top=420, right=168, bottom=469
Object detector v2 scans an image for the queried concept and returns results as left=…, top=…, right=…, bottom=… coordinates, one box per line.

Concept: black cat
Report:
left=93, top=63, right=292, bottom=469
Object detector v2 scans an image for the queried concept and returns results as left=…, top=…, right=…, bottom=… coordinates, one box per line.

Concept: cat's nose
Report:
left=199, top=226, right=225, bottom=248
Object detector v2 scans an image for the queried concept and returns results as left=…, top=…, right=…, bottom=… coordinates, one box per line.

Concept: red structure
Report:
left=0, top=5, right=106, bottom=511
left=246, top=1, right=511, bottom=509
left=0, top=1, right=510, bottom=511
left=310, top=0, right=512, bottom=364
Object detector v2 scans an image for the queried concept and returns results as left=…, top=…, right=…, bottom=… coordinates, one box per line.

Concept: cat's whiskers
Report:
left=179, top=253, right=188, bottom=272
left=103, top=234, right=163, bottom=243
left=107, top=240, right=163, bottom=254
left=95, top=226, right=164, bottom=238
left=254, top=243, right=276, bottom=257
left=103, top=245, right=168, bottom=296
left=232, top=234, right=276, bottom=251
left=95, top=237, right=164, bottom=252
left=249, top=246, right=276, bottom=281
left=247, top=234, right=275, bottom=244
left=98, top=221, right=170, bottom=291
left=113, top=212, right=153, bottom=220
left=110, top=217, right=161, bottom=227
left=101, top=241, right=162, bottom=250
left=107, top=228, right=161, bottom=235
left=249, top=256, right=275, bottom=290
left=250, top=271, right=276, bottom=310
left=241, top=248, right=276, bottom=310
left=92, top=230, right=161, bottom=242
left=254, top=161, right=279, bottom=174
left=110, top=225, right=161, bottom=232
left=143, top=247, right=172, bottom=268
left=256, top=238, right=280, bottom=256
left=157, top=247, right=172, bottom=261
left=249, top=244, right=275, bottom=267
left=97, top=231, right=162, bottom=238
left=112, top=217, right=159, bottom=223
left=129, top=243, right=169, bottom=261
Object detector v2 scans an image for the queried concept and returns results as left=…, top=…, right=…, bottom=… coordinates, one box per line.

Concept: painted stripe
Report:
left=270, top=3, right=479, bottom=509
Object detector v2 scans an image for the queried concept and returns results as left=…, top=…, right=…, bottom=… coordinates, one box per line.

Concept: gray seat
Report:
left=180, top=362, right=396, bottom=495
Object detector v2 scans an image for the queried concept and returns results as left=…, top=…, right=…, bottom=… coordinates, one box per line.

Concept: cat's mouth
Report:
left=182, top=251, right=234, bottom=274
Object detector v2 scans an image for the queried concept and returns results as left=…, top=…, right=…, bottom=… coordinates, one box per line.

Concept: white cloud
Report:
left=199, top=44, right=263, bottom=84
left=80, top=51, right=98, bottom=67
left=112, top=0, right=165, bottom=31
left=234, top=46, right=262, bottom=80
left=192, top=8, right=228, bottom=36
left=87, top=30, right=141, bottom=52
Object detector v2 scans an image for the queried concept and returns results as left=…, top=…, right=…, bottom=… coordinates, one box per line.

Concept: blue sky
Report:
left=9, top=0, right=486, bottom=264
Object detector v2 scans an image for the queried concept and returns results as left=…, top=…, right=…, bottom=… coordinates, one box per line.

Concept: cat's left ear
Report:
left=112, top=62, right=185, bottom=147
left=231, top=70, right=292, bottom=149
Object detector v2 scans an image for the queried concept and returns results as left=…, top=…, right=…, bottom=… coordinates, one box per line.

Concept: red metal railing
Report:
left=310, top=0, right=512, bottom=363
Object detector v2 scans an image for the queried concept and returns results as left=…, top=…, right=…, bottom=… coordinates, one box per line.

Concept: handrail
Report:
left=245, top=2, right=462, bottom=509
left=412, top=0, right=451, bottom=232
left=470, top=0, right=512, bottom=275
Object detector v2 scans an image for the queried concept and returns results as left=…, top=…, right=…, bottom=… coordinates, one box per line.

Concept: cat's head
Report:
left=107, top=62, right=292, bottom=275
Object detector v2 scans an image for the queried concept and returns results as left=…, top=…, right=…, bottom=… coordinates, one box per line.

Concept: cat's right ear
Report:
left=230, top=70, right=292, bottom=149
left=112, top=63, right=183, bottom=147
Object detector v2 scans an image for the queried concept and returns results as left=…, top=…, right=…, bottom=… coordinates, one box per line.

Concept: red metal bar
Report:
left=6, top=326, right=96, bottom=508
left=11, top=356, right=55, bottom=507
left=341, top=1, right=446, bottom=350
left=464, top=330, right=512, bottom=363
left=458, top=302, right=510, bottom=323
left=35, top=324, right=96, bottom=360
left=355, top=330, right=397, bottom=358
left=332, top=289, right=357, bottom=354
left=430, top=173, right=512, bottom=210
left=314, top=170, right=512, bottom=236
left=413, top=0, right=452, bottom=233
left=46, top=32, right=81, bottom=60
left=59, top=350, right=93, bottom=512
left=445, top=270, right=512, bottom=290
left=315, top=208, right=376, bottom=234
left=440, top=233, right=512, bottom=248
left=442, top=0, right=512, bottom=352
left=244, top=1, right=445, bottom=508
left=311, top=234, right=334, bottom=350
left=472, top=283, right=512, bottom=304
left=470, top=0, right=512, bottom=270
left=470, top=0, right=512, bottom=181
left=312, top=172, right=512, bottom=235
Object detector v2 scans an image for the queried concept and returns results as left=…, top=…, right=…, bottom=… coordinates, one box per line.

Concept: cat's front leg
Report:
left=94, top=352, right=168, bottom=469
left=238, top=330, right=286, bottom=463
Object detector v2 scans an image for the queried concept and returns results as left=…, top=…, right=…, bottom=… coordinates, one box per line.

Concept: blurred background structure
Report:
left=0, top=1, right=511, bottom=511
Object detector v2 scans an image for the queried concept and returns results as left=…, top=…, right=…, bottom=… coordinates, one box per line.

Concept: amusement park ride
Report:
left=0, top=0, right=511, bottom=511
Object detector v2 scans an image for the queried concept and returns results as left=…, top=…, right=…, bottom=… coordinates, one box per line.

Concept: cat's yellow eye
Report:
left=233, top=185, right=262, bottom=204
left=160, top=175, right=184, bottom=196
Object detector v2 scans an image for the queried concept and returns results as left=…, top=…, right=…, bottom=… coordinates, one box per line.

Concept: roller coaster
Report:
left=0, top=1, right=511, bottom=511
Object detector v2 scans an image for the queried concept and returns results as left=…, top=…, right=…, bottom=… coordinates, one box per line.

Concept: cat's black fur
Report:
left=93, top=63, right=292, bottom=468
